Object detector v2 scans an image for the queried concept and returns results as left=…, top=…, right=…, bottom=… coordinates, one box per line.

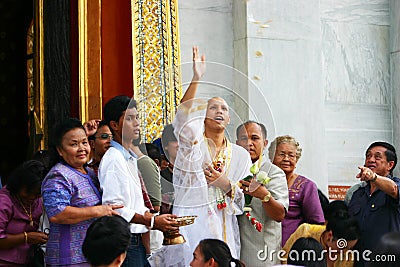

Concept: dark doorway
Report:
left=0, top=0, right=33, bottom=184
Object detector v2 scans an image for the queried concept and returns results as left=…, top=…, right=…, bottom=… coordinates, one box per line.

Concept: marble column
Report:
left=390, top=0, right=400, bottom=177
left=233, top=0, right=328, bottom=192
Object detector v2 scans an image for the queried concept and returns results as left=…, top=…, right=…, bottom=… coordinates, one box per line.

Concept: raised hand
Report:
left=83, top=119, right=100, bottom=137
left=192, top=46, right=206, bottom=81
left=181, top=46, right=206, bottom=104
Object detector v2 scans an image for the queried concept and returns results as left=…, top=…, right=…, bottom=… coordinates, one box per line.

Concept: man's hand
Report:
left=180, top=46, right=206, bottom=104
left=192, top=46, right=206, bottom=81
left=204, top=165, right=231, bottom=192
left=357, top=166, right=376, bottom=182
left=239, top=178, right=269, bottom=200
left=83, top=119, right=100, bottom=137
left=153, top=214, right=179, bottom=232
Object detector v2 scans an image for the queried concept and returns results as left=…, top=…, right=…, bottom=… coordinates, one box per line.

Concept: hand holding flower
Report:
left=204, top=164, right=230, bottom=189
left=239, top=155, right=271, bottom=232
left=240, top=178, right=271, bottom=201
left=256, top=171, right=271, bottom=185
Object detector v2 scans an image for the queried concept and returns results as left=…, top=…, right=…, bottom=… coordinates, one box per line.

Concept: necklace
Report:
left=205, top=135, right=231, bottom=210
left=17, top=197, right=33, bottom=227
left=214, top=146, right=226, bottom=209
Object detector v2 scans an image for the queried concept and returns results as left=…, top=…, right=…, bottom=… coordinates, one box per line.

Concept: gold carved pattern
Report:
left=131, top=0, right=182, bottom=142
left=27, top=2, right=46, bottom=157
left=27, top=21, right=34, bottom=113
left=35, top=0, right=47, bottom=150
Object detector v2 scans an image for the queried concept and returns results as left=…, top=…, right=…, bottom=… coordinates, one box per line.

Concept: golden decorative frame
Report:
left=33, top=0, right=46, bottom=150
left=31, top=0, right=102, bottom=151
left=78, top=0, right=102, bottom=123
left=131, top=0, right=182, bottom=142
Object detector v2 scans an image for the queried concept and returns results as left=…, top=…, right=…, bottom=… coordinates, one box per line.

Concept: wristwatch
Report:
left=261, top=191, right=271, bottom=203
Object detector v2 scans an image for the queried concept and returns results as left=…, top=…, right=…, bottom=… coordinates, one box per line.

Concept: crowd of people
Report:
left=1, top=47, right=400, bottom=267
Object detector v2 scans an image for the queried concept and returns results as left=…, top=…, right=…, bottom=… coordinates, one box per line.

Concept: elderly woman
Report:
left=0, top=160, right=48, bottom=265
left=269, top=135, right=324, bottom=246
left=42, top=118, right=121, bottom=266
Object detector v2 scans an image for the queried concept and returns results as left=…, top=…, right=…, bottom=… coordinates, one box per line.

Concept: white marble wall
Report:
left=390, top=0, right=400, bottom=177
left=233, top=0, right=328, bottom=193
left=321, top=0, right=391, bottom=188
left=178, top=0, right=394, bottom=194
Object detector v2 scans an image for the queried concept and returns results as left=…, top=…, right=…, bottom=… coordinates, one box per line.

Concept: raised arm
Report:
left=180, top=46, right=206, bottom=104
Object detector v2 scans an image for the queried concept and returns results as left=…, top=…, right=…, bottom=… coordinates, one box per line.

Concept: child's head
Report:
left=83, top=215, right=131, bottom=267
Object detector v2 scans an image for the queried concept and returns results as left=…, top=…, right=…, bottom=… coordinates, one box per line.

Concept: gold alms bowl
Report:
left=163, top=215, right=197, bottom=245
left=173, top=215, right=197, bottom=227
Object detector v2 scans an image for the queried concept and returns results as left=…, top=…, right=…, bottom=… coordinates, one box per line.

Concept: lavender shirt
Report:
left=282, top=175, right=325, bottom=246
left=42, top=163, right=101, bottom=266
left=0, top=187, right=42, bottom=264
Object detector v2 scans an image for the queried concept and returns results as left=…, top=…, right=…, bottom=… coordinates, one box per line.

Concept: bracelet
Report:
left=148, top=212, right=159, bottom=229
left=23, top=232, right=28, bottom=244
left=371, top=173, right=378, bottom=182
left=149, top=215, right=155, bottom=229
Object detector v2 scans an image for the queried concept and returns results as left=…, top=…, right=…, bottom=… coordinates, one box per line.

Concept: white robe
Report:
left=157, top=100, right=252, bottom=267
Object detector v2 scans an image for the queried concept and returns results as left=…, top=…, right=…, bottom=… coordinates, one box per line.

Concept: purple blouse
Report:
left=0, top=186, right=43, bottom=264
left=42, top=163, right=101, bottom=266
left=282, top=175, right=324, bottom=246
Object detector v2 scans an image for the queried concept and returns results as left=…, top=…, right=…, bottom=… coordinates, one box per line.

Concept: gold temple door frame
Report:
left=78, top=0, right=102, bottom=123
left=131, top=0, right=182, bottom=142
left=33, top=0, right=180, bottom=139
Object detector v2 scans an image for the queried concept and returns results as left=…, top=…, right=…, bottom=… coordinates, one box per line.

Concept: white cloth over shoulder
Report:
left=161, top=100, right=252, bottom=267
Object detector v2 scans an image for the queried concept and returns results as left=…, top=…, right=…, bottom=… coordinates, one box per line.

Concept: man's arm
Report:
left=372, top=174, right=399, bottom=199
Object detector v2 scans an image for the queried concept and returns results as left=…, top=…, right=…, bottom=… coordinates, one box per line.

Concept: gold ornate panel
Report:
left=27, top=0, right=46, bottom=156
left=131, top=0, right=182, bottom=142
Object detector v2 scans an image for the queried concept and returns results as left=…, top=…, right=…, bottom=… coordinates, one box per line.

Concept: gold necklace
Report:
left=204, top=135, right=233, bottom=210
left=205, top=135, right=227, bottom=170
left=18, top=197, right=33, bottom=227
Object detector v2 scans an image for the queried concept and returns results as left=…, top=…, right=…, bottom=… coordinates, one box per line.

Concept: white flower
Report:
left=256, top=171, right=271, bottom=185
left=243, top=207, right=253, bottom=212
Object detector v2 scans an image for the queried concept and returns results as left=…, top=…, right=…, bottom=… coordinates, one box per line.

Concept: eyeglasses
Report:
left=276, top=152, right=297, bottom=160
left=95, top=133, right=113, bottom=140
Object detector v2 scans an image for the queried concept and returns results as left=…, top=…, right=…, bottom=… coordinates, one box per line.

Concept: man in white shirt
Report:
left=99, top=95, right=178, bottom=267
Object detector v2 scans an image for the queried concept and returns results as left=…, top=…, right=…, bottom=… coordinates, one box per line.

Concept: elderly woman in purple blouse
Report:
left=269, top=135, right=324, bottom=246
left=42, top=118, right=122, bottom=266
left=0, top=160, right=48, bottom=265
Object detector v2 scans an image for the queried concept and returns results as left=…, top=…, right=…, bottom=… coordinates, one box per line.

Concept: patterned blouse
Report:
left=282, top=175, right=325, bottom=246
left=42, top=163, right=101, bottom=266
